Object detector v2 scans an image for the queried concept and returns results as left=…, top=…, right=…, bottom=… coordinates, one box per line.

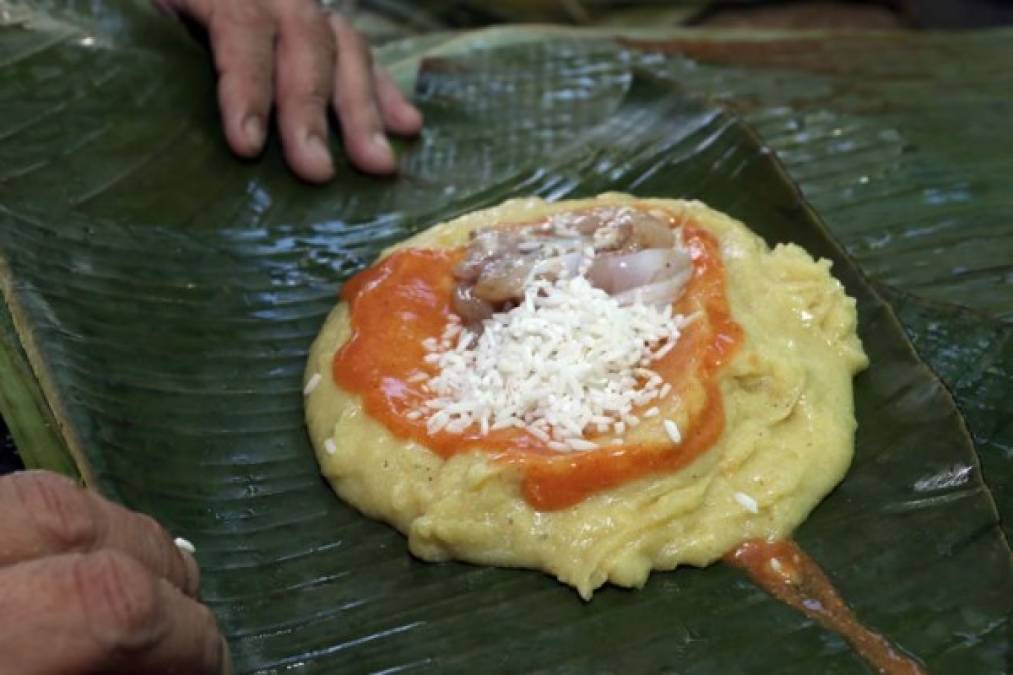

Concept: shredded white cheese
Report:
left=416, top=274, right=686, bottom=450
left=303, top=373, right=322, bottom=395
left=733, top=491, right=759, bottom=513
left=174, top=537, right=196, bottom=555
left=663, top=418, right=682, bottom=445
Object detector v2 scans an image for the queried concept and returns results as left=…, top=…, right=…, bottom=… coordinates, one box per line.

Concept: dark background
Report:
left=3, top=0, right=1012, bottom=476
left=1, top=426, right=21, bottom=474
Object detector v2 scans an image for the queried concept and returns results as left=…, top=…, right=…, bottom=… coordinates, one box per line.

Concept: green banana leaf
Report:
left=400, top=0, right=710, bottom=26
left=880, top=284, right=1013, bottom=531
left=1, top=3, right=1010, bottom=673
left=608, top=29, right=1013, bottom=530
left=338, top=1, right=450, bottom=46
left=0, top=295, right=74, bottom=476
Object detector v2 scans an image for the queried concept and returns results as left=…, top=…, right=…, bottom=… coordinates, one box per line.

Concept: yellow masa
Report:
left=305, top=194, right=868, bottom=599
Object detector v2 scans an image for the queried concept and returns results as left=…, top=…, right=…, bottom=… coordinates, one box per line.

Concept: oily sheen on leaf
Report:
left=0, top=5, right=1009, bottom=673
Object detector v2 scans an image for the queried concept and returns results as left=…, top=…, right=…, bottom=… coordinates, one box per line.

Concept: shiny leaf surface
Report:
left=611, top=30, right=1013, bottom=528
left=0, top=6, right=1010, bottom=673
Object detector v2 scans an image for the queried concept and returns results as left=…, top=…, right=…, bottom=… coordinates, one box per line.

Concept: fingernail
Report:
left=372, top=132, right=395, bottom=166
left=243, top=115, right=264, bottom=149
left=219, top=636, right=234, bottom=675
left=306, top=134, right=334, bottom=173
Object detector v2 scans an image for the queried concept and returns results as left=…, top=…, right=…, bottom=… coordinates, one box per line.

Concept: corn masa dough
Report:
left=304, top=194, right=868, bottom=599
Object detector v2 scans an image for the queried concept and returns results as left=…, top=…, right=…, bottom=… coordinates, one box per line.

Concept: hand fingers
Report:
left=0, top=471, right=200, bottom=597
left=208, top=2, right=276, bottom=157
left=275, top=1, right=337, bottom=183
left=0, top=551, right=228, bottom=675
left=164, top=0, right=423, bottom=179
left=329, top=14, right=397, bottom=175
left=372, top=66, right=424, bottom=137
left=160, top=0, right=274, bottom=158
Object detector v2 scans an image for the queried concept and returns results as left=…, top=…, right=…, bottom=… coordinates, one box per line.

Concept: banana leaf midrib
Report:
left=0, top=260, right=80, bottom=479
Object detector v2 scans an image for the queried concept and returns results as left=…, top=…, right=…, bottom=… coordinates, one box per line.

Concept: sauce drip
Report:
left=333, top=216, right=743, bottom=510
left=726, top=539, right=926, bottom=675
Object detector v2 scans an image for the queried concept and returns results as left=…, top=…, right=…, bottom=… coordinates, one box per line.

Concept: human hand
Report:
left=0, top=471, right=228, bottom=675
left=157, top=0, right=423, bottom=182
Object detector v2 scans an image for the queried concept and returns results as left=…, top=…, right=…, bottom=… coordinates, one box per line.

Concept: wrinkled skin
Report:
left=158, top=0, right=423, bottom=182
left=0, top=471, right=229, bottom=675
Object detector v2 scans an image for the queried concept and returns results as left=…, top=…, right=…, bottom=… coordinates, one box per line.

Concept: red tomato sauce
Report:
left=727, top=539, right=926, bottom=675
left=333, top=216, right=743, bottom=510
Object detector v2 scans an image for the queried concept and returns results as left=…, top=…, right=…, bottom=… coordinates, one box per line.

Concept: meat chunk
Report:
left=450, top=206, right=682, bottom=325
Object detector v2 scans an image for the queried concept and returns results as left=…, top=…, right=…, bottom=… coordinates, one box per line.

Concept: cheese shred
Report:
left=417, top=274, right=687, bottom=450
